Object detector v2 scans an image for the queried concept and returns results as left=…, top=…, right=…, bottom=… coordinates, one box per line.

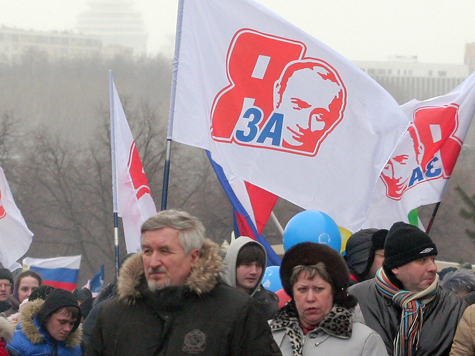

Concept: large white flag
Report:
left=170, top=0, right=410, bottom=231
left=364, top=71, right=475, bottom=229
left=111, top=78, right=156, bottom=252
left=0, top=167, right=33, bottom=270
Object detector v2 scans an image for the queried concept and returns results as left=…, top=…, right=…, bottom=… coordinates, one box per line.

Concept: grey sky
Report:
left=2, top=0, right=475, bottom=64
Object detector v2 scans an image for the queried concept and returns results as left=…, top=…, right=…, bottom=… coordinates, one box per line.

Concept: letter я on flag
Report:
left=169, top=0, right=410, bottom=232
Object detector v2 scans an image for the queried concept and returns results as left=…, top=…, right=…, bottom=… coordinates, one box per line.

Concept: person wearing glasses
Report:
left=0, top=269, right=14, bottom=315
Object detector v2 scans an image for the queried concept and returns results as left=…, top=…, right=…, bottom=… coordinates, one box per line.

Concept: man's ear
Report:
left=189, top=248, right=200, bottom=268
left=391, top=267, right=399, bottom=276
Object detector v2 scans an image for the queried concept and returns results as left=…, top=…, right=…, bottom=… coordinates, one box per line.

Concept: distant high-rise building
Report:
left=354, top=56, right=469, bottom=104
left=0, top=26, right=102, bottom=63
left=465, top=43, right=475, bottom=74
left=76, top=0, right=148, bottom=55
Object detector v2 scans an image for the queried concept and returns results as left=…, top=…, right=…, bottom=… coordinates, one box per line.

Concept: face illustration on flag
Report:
left=171, top=0, right=410, bottom=232
left=211, top=30, right=346, bottom=156
left=381, top=105, right=461, bottom=201
left=364, top=70, right=475, bottom=229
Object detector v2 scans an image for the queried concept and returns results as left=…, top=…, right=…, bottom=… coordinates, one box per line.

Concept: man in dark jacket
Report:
left=349, top=222, right=466, bottom=356
left=220, top=236, right=278, bottom=320
left=86, top=209, right=282, bottom=356
left=0, top=269, right=13, bottom=314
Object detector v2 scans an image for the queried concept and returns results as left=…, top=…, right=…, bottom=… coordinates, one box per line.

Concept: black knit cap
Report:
left=383, top=221, right=437, bottom=270
left=29, top=285, right=55, bottom=302
left=0, top=268, right=13, bottom=286
left=36, top=289, right=81, bottom=333
left=280, top=242, right=353, bottom=306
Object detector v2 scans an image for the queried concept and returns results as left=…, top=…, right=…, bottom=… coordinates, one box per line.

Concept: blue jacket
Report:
left=7, top=299, right=82, bottom=356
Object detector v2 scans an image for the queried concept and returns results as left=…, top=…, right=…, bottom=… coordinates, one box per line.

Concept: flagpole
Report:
left=425, top=202, right=441, bottom=234
left=109, top=70, right=120, bottom=278
left=161, top=0, right=185, bottom=211
left=270, top=211, right=284, bottom=237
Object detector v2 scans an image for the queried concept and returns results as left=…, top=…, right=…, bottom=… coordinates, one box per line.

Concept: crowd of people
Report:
left=0, top=209, right=474, bottom=355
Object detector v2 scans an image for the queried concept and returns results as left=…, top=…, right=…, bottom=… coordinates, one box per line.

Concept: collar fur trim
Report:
left=118, top=238, right=223, bottom=304
left=19, top=299, right=82, bottom=348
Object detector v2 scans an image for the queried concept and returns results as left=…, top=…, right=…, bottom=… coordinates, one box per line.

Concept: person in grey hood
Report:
left=221, top=236, right=278, bottom=320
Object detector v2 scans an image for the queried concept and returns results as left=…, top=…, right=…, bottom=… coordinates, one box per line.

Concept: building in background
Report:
left=354, top=55, right=469, bottom=104
left=0, top=26, right=102, bottom=63
left=76, top=0, right=148, bottom=56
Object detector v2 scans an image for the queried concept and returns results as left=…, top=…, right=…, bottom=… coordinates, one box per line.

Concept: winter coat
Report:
left=349, top=279, right=466, bottom=356
left=451, top=303, right=475, bottom=356
left=269, top=300, right=387, bottom=356
left=86, top=238, right=282, bottom=356
left=6, top=299, right=82, bottom=356
left=220, top=236, right=278, bottom=319
left=0, top=317, right=13, bottom=356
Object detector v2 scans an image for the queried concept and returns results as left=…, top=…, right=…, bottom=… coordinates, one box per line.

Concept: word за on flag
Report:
left=170, top=0, right=410, bottom=232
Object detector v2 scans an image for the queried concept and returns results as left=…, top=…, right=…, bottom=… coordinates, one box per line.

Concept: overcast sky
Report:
left=2, top=0, right=475, bottom=64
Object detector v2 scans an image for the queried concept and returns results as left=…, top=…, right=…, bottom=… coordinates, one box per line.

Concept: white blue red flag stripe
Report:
left=23, top=255, right=81, bottom=291
left=208, top=153, right=280, bottom=265
left=170, top=0, right=410, bottom=232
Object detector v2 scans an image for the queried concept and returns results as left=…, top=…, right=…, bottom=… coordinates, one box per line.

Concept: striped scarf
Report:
left=375, top=268, right=439, bottom=356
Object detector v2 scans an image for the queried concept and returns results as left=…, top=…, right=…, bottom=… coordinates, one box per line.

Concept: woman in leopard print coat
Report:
left=269, top=242, right=387, bottom=356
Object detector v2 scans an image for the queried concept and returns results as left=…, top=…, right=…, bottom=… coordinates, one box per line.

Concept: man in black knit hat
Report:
left=0, top=268, right=13, bottom=314
left=349, top=221, right=466, bottom=356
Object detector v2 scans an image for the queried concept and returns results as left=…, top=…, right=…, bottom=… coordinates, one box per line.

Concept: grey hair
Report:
left=290, top=262, right=332, bottom=288
left=140, top=209, right=205, bottom=254
left=440, top=269, right=475, bottom=294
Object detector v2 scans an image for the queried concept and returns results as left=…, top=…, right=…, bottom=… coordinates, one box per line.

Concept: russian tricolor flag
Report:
left=22, top=255, right=81, bottom=291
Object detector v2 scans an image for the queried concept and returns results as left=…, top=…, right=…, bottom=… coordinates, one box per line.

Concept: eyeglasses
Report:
left=0, top=283, right=12, bottom=288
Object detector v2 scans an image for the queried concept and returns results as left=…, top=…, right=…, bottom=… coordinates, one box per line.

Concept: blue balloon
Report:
left=261, top=266, right=282, bottom=292
left=283, top=210, right=342, bottom=252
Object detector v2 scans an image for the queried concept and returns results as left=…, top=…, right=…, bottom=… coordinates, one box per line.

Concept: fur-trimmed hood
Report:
left=18, top=299, right=82, bottom=348
left=0, top=316, right=13, bottom=343
left=117, top=238, right=223, bottom=304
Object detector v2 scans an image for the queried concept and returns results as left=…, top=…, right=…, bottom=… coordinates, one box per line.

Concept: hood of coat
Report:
left=118, top=238, right=223, bottom=304
left=19, top=299, right=82, bottom=348
left=0, top=316, right=13, bottom=343
left=220, top=236, right=267, bottom=297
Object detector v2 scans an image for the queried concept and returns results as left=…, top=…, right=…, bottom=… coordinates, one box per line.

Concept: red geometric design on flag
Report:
left=0, top=188, right=6, bottom=219
left=244, top=182, right=278, bottom=235
left=127, top=142, right=152, bottom=200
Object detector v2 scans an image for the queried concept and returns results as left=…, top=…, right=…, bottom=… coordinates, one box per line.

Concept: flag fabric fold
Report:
left=207, top=153, right=280, bottom=265
left=23, top=255, right=81, bottom=291
left=84, top=264, right=104, bottom=297
left=111, top=78, right=157, bottom=253
left=0, top=167, right=33, bottom=270
left=364, top=71, right=475, bottom=229
left=170, top=0, right=410, bottom=232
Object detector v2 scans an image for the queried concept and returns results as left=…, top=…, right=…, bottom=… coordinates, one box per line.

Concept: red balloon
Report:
left=275, top=288, right=291, bottom=309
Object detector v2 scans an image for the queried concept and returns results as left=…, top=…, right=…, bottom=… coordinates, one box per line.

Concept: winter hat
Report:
left=280, top=242, right=353, bottom=306
left=36, top=289, right=81, bottom=333
left=0, top=268, right=13, bottom=286
left=73, top=287, right=93, bottom=302
left=29, top=285, right=55, bottom=302
left=383, top=222, right=437, bottom=270
left=345, top=229, right=377, bottom=277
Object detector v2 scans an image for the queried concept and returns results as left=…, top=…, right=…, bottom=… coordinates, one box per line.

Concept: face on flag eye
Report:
left=275, top=63, right=343, bottom=148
